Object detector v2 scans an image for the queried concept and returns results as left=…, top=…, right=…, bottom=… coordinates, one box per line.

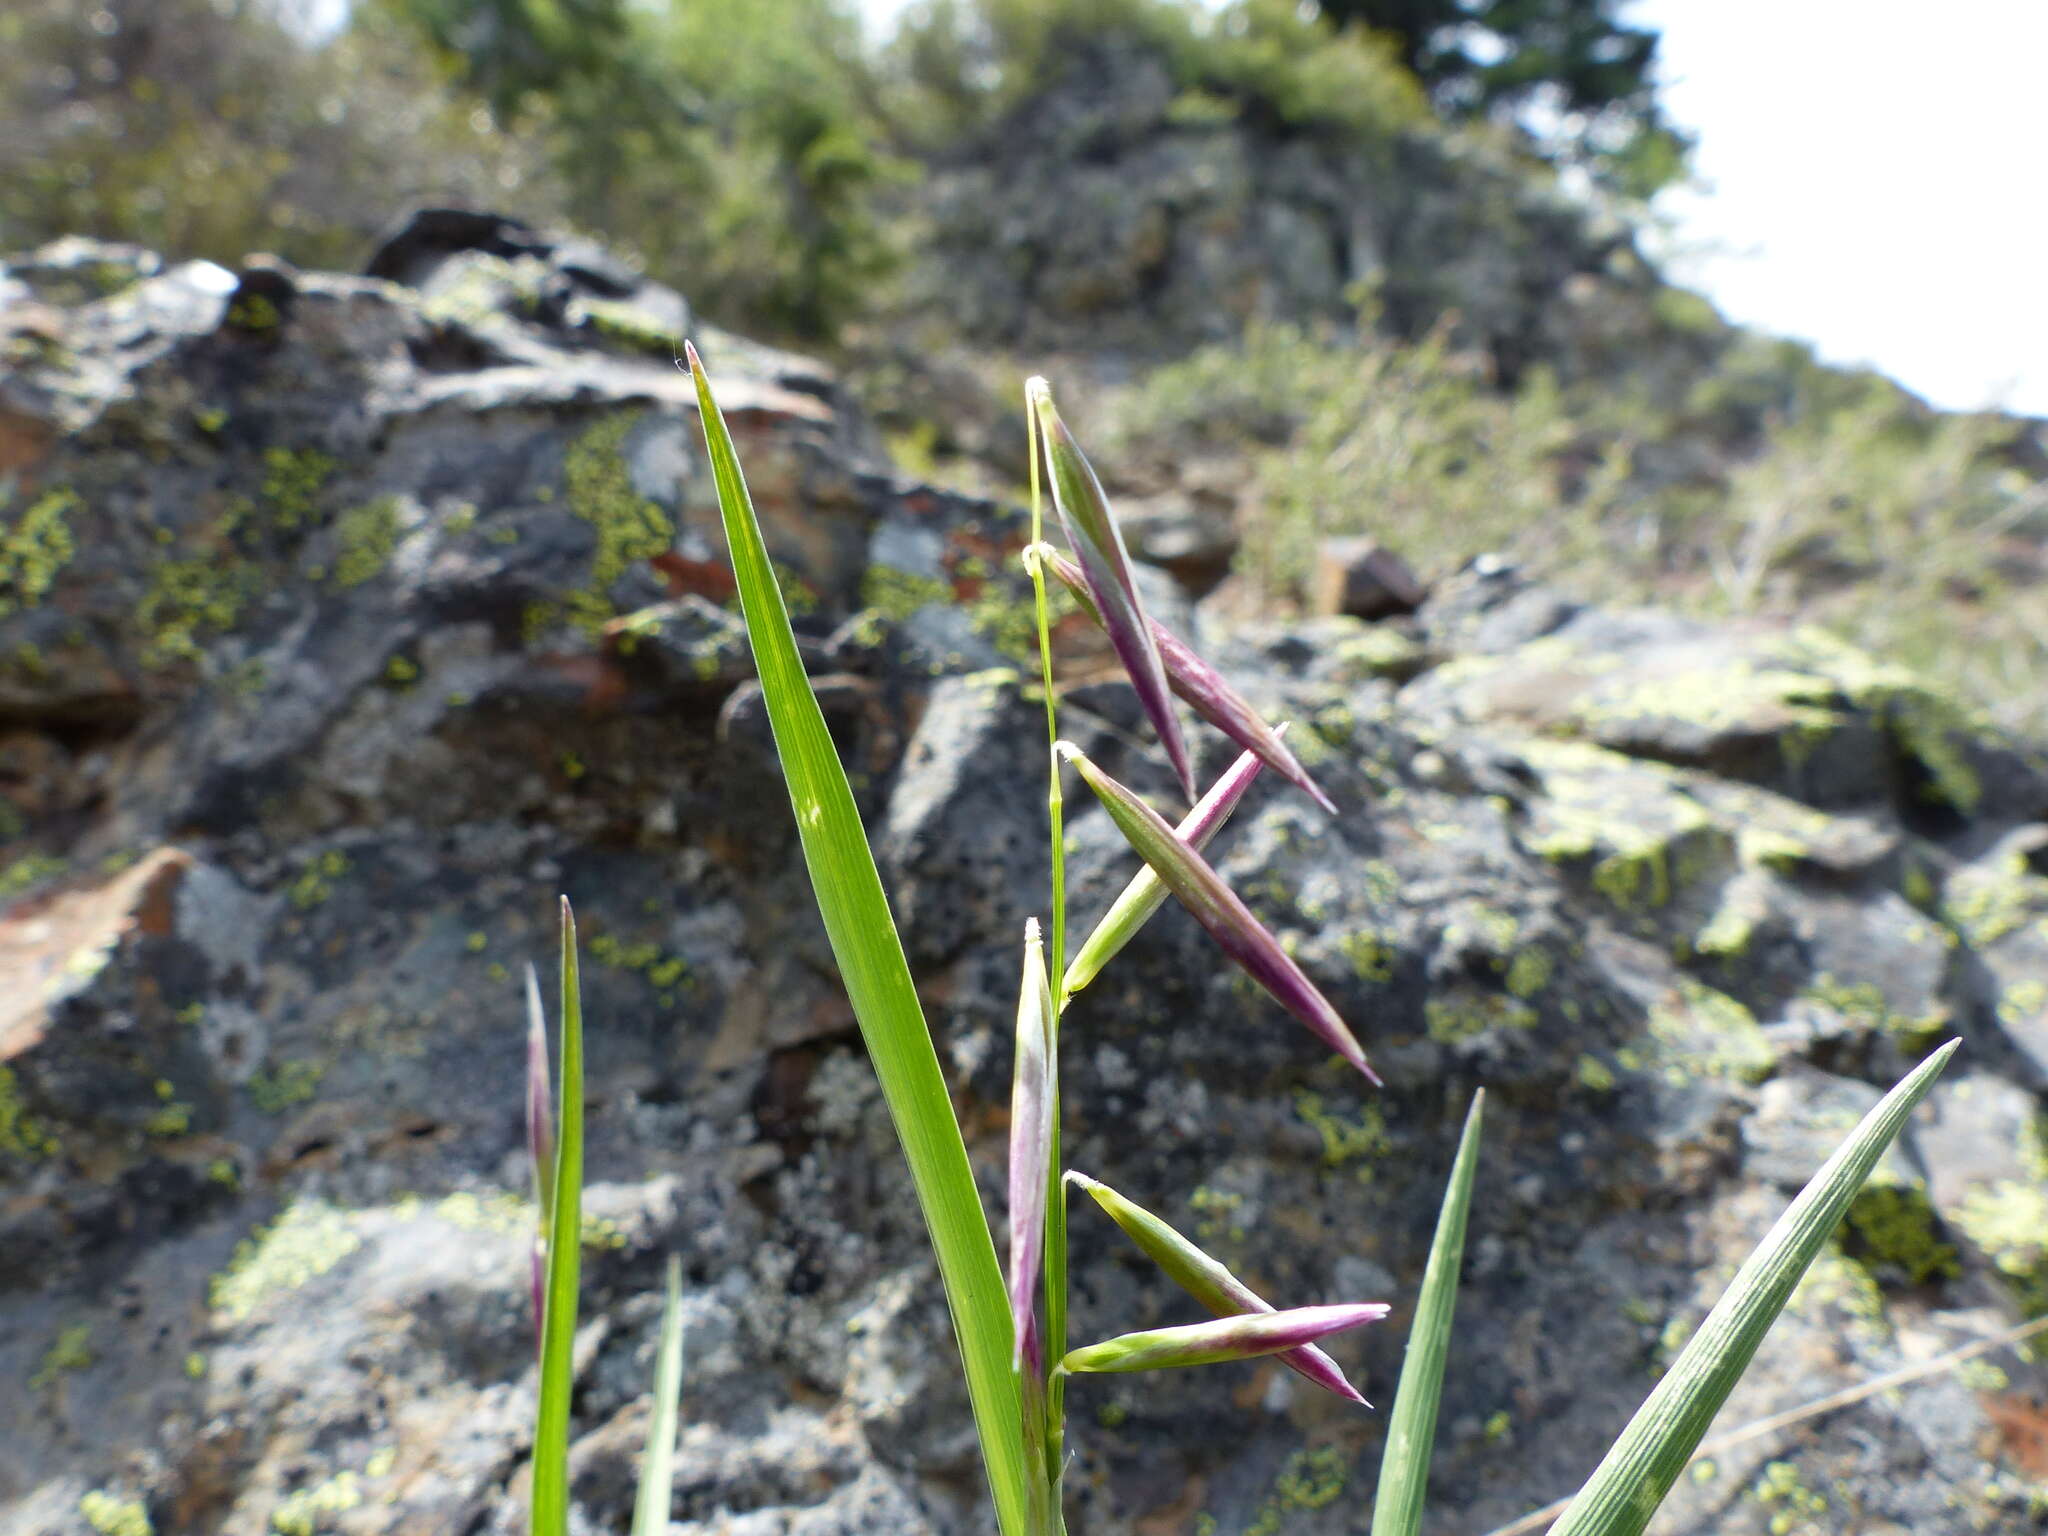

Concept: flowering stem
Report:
left=1025, top=386, right=1069, bottom=1528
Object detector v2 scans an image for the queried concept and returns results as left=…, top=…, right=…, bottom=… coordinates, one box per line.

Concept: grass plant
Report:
left=520, top=348, right=1963, bottom=1535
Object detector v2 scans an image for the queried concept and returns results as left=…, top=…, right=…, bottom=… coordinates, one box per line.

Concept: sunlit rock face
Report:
left=0, top=226, right=2045, bottom=1536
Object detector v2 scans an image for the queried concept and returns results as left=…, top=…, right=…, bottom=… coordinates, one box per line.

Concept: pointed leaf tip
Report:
left=1030, top=385, right=1196, bottom=803
left=1547, top=1043, right=1957, bottom=1536
left=1370, top=1088, right=1485, bottom=1536
left=1064, top=746, right=1378, bottom=1083
left=1061, top=1304, right=1390, bottom=1376
left=1063, top=740, right=1271, bottom=1004
left=1070, top=1171, right=1370, bottom=1403
left=683, top=339, right=702, bottom=371
left=1038, top=545, right=1336, bottom=815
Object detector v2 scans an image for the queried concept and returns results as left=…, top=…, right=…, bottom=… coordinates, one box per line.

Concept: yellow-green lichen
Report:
left=1445, top=904, right=1519, bottom=953
left=271, top=1471, right=361, bottom=1536
left=1245, top=1446, right=1349, bottom=1536
left=860, top=564, right=950, bottom=621
left=1570, top=663, right=1844, bottom=746
left=1338, top=926, right=1395, bottom=983
left=1189, top=1185, right=1245, bottom=1245
left=247, top=1059, right=324, bottom=1113
left=1643, top=978, right=1773, bottom=1083
left=1358, top=859, right=1399, bottom=905
left=1751, top=1459, right=1828, bottom=1536
left=1842, top=1178, right=1960, bottom=1285
left=0, top=852, right=66, bottom=902
left=226, top=293, right=281, bottom=332
left=288, top=850, right=351, bottom=910
left=138, top=556, right=255, bottom=666
left=418, top=254, right=545, bottom=330
left=331, top=497, right=401, bottom=587
left=1956, top=1357, right=2010, bottom=1392
left=30, top=1322, right=93, bottom=1390
left=1294, top=1091, right=1388, bottom=1177
left=1518, top=743, right=1729, bottom=914
left=259, top=447, right=335, bottom=533
left=580, top=299, right=682, bottom=357
left=1787, top=627, right=1985, bottom=814
left=1332, top=626, right=1424, bottom=680
left=0, top=1063, right=57, bottom=1159
left=1954, top=1181, right=2048, bottom=1315
left=210, top=1202, right=362, bottom=1322
left=1505, top=946, right=1553, bottom=998
left=78, top=1491, right=152, bottom=1536
left=561, top=413, right=673, bottom=634
left=435, top=1187, right=629, bottom=1250
left=1694, top=882, right=1765, bottom=958
left=966, top=572, right=1048, bottom=663
left=1426, top=990, right=1537, bottom=1044
left=1576, top=1053, right=1616, bottom=1091
left=1944, top=849, right=2047, bottom=949
left=0, top=487, right=78, bottom=616
left=1791, top=1242, right=1889, bottom=1333
left=587, top=932, right=691, bottom=994
left=1311, top=700, right=1358, bottom=750
left=1801, top=972, right=1944, bottom=1039
left=1999, top=979, right=2047, bottom=1028
left=144, top=1098, right=192, bottom=1137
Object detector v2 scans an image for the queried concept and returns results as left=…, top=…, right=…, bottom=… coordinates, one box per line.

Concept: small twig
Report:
left=1478, top=1313, right=2048, bottom=1536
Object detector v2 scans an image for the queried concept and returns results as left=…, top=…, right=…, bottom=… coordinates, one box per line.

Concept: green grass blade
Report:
left=531, top=898, right=585, bottom=1536
left=631, top=1255, right=686, bottom=1536
left=1548, top=1040, right=1959, bottom=1536
left=686, top=345, right=1032, bottom=1536
left=1370, top=1088, right=1485, bottom=1536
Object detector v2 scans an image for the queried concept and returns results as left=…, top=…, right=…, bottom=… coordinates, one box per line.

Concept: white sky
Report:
left=1634, top=0, right=2048, bottom=417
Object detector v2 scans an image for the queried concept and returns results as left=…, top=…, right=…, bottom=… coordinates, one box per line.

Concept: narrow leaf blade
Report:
left=1069, top=1172, right=1364, bottom=1402
left=531, top=898, right=585, bottom=1536
left=688, top=345, right=1032, bottom=1536
left=1063, top=743, right=1271, bottom=1005
left=1549, top=1040, right=1959, bottom=1536
left=1062, top=1304, right=1390, bottom=1375
left=1042, top=546, right=1335, bottom=814
left=1059, top=742, right=1378, bottom=1083
left=1029, top=381, right=1194, bottom=803
left=631, top=1255, right=687, bottom=1536
left=1371, top=1089, right=1486, bottom=1536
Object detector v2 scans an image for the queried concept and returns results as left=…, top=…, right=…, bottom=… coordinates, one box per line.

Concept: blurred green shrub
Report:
left=381, top=0, right=910, bottom=341
left=1112, top=312, right=2048, bottom=731
left=0, top=0, right=552, bottom=271
left=886, top=0, right=1428, bottom=148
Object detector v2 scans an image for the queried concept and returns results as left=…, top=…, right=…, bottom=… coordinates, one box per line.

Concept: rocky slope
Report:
left=1, top=224, right=2046, bottom=1535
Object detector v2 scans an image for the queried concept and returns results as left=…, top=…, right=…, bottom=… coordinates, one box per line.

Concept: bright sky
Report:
left=1634, top=0, right=2048, bottom=416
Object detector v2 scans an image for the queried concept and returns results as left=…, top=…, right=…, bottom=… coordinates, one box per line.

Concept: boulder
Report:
left=1, top=230, right=2044, bottom=1535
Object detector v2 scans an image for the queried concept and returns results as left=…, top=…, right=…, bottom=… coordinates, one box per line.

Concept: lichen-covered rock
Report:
left=2, top=232, right=2045, bottom=1536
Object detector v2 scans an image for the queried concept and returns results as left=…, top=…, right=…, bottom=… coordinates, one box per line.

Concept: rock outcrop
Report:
left=1, top=230, right=2045, bottom=1535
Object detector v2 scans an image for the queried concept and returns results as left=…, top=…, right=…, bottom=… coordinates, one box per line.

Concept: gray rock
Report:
left=1, top=230, right=2044, bottom=1536
left=1308, top=536, right=1427, bottom=621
